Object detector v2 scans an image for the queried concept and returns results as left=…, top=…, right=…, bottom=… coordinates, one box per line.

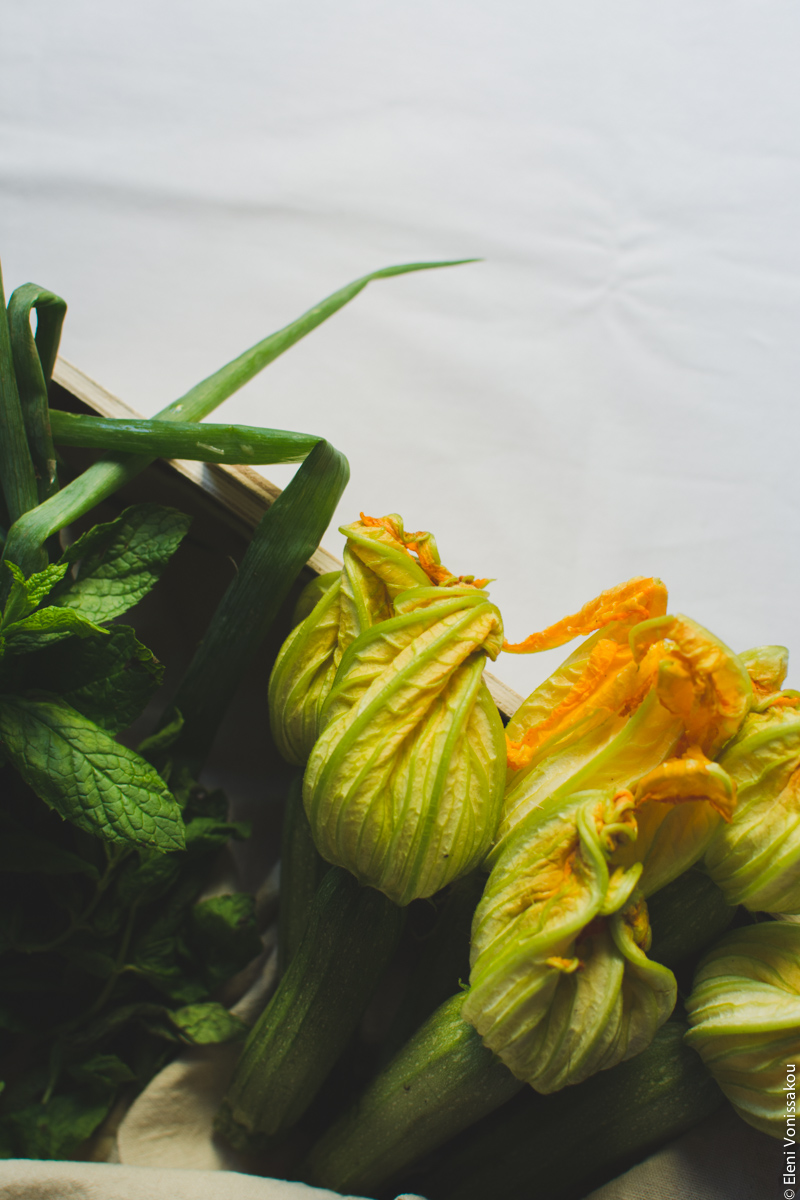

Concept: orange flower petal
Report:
left=503, top=577, right=667, bottom=655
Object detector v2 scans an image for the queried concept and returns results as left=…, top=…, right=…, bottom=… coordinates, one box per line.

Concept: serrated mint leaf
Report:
left=116, top=851, right=181, bottom=908
left=67, top=1054, right=136, bottom=1090
left=169, top=1002, right=248, bottom=1045
left=2, top=563, right=31, bottom=628
left=137, top=709, right=184, bottom=763
left=0, top=832, right=99, bottom=879
left=8, top=1091, right=111, bottom=1158
left=16, top=625, right=163, bottom=732
left=190, top=893, right=262, bottom=988
left=0, top=696, right=185, bottom=851
left=1, top=607, right=108, bottom=654
left=1, top=561, right=69, bottom=629
left=129, top=916, right=207, bottom=1004
left=22, top=563, right=70, bottom=610
left=51, top=503, right=192, bottom=623
left=184, top=816, right=251, bottom=851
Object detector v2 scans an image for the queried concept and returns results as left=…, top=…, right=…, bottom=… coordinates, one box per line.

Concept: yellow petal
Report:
left=503, top=576, right=667, bottom=655
left=633, top=746, right=737, bottom=821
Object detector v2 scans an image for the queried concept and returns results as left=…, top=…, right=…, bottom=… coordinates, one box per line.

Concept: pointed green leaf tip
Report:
left=685, top=921, right=800, bottom=1139
left=295, top=514, right=506, bottom=905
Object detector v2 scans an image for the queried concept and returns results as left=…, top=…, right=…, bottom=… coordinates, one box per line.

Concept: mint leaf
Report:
left=7, top=1091, right=111, bottom=1158
left=0, top=697, right=185, bottom=851
left=14, top=624, right=163, bottom=732
left=184, top=816, right=251, bottom=851
left=51, top=504, right=192, bottom=623
left=116, top=851, right=181, bottom=908
left=67, top=1054, right=136, bottom=1090
left=130, top=933, right=206, bottom=1004
left=1, top=561, right=68, bottom=628
left=190, top=893, right=262, bottom=989
left=168, top=1002, right=248, bottom=1045
left=1, top=607, right=108, bottom=654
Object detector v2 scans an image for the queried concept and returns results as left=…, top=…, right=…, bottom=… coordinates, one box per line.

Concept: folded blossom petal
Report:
left=269, top=514, right=462, bottom=765
left=685, top=922, right=800, bottom=1138
left=497, top=606, right=752, bottom=859
left=629, top=614, right=753, bottom=757
left=464, top=788, right=676, bottom=1092
left=706, top=702, right=800, bottom=914
left=610, top=747, right=736, bottom=898
left=739, top=645, right=790, bottom=711
left=302, top=524, right=505, bottom=906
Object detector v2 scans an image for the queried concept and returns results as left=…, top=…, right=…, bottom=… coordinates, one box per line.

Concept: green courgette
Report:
left=303, top=991, right=522, bottom=1194
left=415, top=1020, right=724, bottom=1200
left=216, top=867, right=404, bottom=1145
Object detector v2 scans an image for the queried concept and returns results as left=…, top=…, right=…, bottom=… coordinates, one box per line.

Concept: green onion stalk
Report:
left=1, top=256, right=472, bottom=778
left=2, top=261, right=449, bottom=775
left=1, top=260, right=470, bottom=589
left=218, top=514, right=508, bottom=1145
left=304, top=575, right=758, bottom=1194
left=0, top=265, right=43, bottom=537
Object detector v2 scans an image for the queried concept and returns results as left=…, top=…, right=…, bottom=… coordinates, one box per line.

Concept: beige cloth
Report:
left=0, top=1109, right=777, bottom=1200
left=0, top=1161, right=400, bottom=1199
left=586, top=1107, right=778, bottom=1200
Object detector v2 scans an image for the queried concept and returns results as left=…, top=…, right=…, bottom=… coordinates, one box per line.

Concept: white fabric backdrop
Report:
left=4, top=1, right=800, bottom=702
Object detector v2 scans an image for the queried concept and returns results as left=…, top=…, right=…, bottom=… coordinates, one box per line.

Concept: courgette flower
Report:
left=463, top=584, right=754, bottom=1092
left=685, top=921, right=800, bottom=1138
left=706, top=677, right=800, bottom=914
left=269, top=514, right=474, bottom=764
left=463, top=787, right=678, bottom=1092
left=496, top=579, right=752, bottom=860
left=302, top=516, right=504, bottom=906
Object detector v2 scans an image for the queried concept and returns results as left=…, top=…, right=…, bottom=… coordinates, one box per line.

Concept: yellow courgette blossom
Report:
left=301, top=516, right=505, bottom=906
left=269, top=513, right=487, bottom=765
left=705, top=646, right=800, bottom=914
left=494, top=579, right=751, bottom=862
left=462, top=578, right=753, bottom=1093
left=685, top=921, right=800, bottom=1139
